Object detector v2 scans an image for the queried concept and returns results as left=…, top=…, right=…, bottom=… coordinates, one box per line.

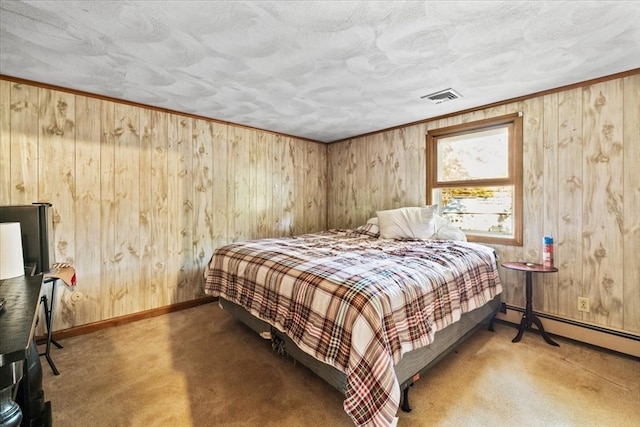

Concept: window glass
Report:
left=437, top=127, right=509, bottom=181
left=434, top=186, right=514, bottom=236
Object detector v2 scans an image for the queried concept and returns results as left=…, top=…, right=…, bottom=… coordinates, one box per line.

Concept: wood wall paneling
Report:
left=192, top=119, right=215, bottom=299
left=138, top=108, right=153, bottom=312
left=1, top=79, right=327, bottom=329
left=271, top=135, right=284, bottom=236
left=228, top=126, right=247, bottom=242
left=74, top=96, right=102, bottom=325
left=326, top=141, right=346, bottom=228
left=582, top=80, right=625, bottom=329
left=149, top=109, right=169, bottom=308
left=288, top=137, right=300, bottom=233
left=113, top=103, right=141, bottom=317
left=325, top=73, right=639, bottom=338
left=367, top=133, right=387, bottom=219
left=281, top=136, right=295, bottom=235
left=316, top=141, right=327, bottom=231
left=303, top=141, right=321, bottom=233
left=326, top=120, right=426, bottom=224
left=520, top=97, right=545, bottom=310
left=249, top=128, right=258, bottom=238
left=402, top=125, right=427, bottom=208
left=0, top=80, right=10, bottom=200
left=622, top=74, right=640, bottom=334
left=99, top=99, right=116, bottom=320
left=383, top=131, right=400, bottom=211
left=256, top=131, right=270, bottom=238
left=39, top=89, right=77, bottom=331
left=343, top=139, right=354, bottom=227
left=557, top=88, right=584, bottom=319
left=10, top=83, right=38, bottom=203
left=168, top=115, right=194, bottom=305
left=291, top=138, right=305, bottom=235
left=211, top=122, right=229, bottom=246
left=0, top=72, right=636, bottom=340
left=542, top=92, right=560, bottom=314
left=351, top=138, right=367, bottom=226
left=344, top=140, right=360, bottom=228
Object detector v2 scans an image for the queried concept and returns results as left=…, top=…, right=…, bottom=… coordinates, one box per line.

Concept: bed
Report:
left=204, top=208, right=503, bottom=426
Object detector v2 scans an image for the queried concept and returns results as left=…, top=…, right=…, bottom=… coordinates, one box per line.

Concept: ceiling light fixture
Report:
left=421, top=88, right=462, bottom=104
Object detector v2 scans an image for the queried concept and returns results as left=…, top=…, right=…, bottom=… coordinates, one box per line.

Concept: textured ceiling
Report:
left=1, top=1, right=639, bottom=142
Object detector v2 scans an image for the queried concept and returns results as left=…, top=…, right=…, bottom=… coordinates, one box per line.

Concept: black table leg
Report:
left=530, top=314, right=559, bottom=346
left=512, top=271, right=559, bottom=346
left=39, top=279, right=61, bottom=375
left=511, top=314, right=528, bottom=343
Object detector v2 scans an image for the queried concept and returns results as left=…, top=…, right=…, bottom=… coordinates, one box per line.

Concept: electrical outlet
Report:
left=578, top=297, right=590, bottom=312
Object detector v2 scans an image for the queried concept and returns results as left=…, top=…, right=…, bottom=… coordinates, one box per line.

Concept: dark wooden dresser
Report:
left=0, top=274, right=51, bottom=426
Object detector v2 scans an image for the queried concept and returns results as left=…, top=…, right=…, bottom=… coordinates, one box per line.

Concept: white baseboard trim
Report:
left=495, top=310, right=640, bottom=358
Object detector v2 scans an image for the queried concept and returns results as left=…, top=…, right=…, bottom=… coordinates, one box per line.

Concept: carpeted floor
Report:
left=41, top=302, right=639, bottom=427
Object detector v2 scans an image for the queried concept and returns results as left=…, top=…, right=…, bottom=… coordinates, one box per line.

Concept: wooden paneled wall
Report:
left=327, top=73, right=640, bottom=335
left=0, top=79, right=327, bottom=330
left=1, top=73, right=637, bottom=337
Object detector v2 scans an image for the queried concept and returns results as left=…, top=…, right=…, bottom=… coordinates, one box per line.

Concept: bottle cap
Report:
left=543, top=236, right=553, bottom=244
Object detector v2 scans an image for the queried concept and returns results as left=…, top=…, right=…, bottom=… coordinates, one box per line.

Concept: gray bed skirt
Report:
left=218, top=295, right=501, bottom=397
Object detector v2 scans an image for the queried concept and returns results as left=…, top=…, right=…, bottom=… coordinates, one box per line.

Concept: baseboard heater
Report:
left=499, top=303, right=640, bottom=358
left=504, top=303, right=639, bottom=341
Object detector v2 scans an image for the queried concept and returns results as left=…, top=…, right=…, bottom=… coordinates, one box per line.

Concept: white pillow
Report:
left=366, top=217, right=379, bottom=225
left=433, top=214, right=467, bottom=241
left=376, top=206, right=437, bottom=239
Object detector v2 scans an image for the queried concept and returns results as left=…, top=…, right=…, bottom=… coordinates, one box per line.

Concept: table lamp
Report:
left=0, top=222, right=25, bottom=280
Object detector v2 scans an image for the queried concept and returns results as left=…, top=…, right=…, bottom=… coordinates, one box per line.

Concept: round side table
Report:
left=501, top=261, right=559, bottom=346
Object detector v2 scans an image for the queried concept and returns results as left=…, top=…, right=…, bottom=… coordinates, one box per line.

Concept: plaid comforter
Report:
left=204, top=229, right=502, bottom=426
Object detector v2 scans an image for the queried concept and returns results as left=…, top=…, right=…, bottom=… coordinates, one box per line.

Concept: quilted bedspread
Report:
left=203, top=229, right=502, bottom=426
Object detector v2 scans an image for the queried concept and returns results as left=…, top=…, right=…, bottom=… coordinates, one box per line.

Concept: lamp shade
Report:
left=0, top=222, right=25, bottom=280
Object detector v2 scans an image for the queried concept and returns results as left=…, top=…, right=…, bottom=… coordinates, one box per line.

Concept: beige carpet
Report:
left=42, top=302, right=639, bottom=427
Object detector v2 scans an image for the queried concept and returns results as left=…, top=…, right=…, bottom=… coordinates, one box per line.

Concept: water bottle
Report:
left=543, top=236, right=554, bottom=268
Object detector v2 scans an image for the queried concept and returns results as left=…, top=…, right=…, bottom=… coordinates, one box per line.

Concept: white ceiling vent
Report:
left=421, top=88, right=462, bottom=104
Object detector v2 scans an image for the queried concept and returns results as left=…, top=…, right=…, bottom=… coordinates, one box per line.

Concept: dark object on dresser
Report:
left=0, top=203, right=53, bottom=275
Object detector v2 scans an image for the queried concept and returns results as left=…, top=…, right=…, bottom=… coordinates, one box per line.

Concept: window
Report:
left=426, top=113, right=523, bottom=246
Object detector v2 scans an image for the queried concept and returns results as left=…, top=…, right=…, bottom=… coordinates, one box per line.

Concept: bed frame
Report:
left=218, top=294, right=502, bottom=413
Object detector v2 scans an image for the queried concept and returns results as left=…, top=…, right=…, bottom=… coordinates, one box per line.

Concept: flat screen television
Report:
left=0, top=203, right=53, bottom=274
